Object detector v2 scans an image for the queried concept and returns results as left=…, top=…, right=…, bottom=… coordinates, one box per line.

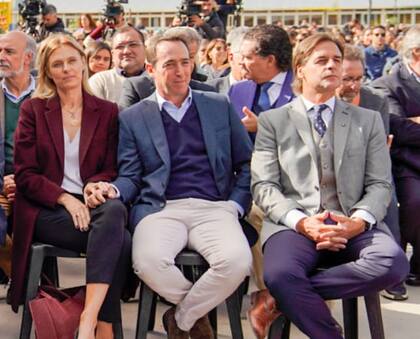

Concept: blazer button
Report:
left=314, top=186, right=319, bottom=191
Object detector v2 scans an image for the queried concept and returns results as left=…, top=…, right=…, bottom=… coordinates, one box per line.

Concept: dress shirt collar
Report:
left=2, top=75, right=35, bottom=104
left=301, top=95, right=336, bottom=113
left=229, top=73, right=238, bottom=86
left=269, top=71, right=287, bottom=86
left=263, top=71, right=287, bottom=106
left=156, top=87, right=193, bottom=123
left=406, top=63, right=420, bottom=84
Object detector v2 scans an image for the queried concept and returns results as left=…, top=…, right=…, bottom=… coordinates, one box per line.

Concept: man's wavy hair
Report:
left=292, top=33, right=344, bottom=95
left=243, top=24, right=292, bottom=72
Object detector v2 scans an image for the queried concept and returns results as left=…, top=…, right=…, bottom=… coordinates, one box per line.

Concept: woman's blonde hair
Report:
left=204, top=38, right=228, bottom=65
left=32, top=33, right=92, bottom=99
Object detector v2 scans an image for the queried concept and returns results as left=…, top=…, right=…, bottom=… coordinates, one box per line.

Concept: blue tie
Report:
left=313, top=104, right=328, bottom=137
left=257, top=82, right=274, bottom=112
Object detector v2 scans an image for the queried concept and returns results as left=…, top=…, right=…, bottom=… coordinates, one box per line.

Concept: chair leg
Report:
left=225, top=287, right=244, bottom=339
left=113, top=322, right=124, bottom=339
left=209, top=308, right=218, bottom=339
left=342, top=298, right=358, bottom=339
left=268, top=315, right=290, bottom=339
left=19, top=246, right=46, bottom=339
left=364, top=293, right=385, bottom=339
left=135, top=282, right=155, bottom=339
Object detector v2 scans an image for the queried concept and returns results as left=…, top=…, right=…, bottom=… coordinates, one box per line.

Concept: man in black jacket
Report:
left=39, top=4, right=66, bottom=41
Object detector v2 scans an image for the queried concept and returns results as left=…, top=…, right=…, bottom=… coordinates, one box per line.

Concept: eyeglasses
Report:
left=374, top=33, right=385, bottom=37
left=114, top=41, right=143, bottom=51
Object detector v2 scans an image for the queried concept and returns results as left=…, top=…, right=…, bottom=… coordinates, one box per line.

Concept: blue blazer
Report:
left=114, top=90, right=253, bottom=233
left=228, top=70, right=294, bottom=119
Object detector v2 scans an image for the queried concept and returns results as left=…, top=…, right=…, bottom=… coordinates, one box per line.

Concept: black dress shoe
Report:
left=406, top=273, right=420, bottom=286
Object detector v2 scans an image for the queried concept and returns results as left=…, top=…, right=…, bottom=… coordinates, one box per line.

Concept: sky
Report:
left=13, top=0, right=420, bottom=13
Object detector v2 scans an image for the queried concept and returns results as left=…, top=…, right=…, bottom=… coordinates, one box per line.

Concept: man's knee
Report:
left=132, top=245, right=174, bottom=279
left=264, top=262, right=308, bottom=296
left=212, top=245, right=252, bottom=281
left=363, top=235, right=409, bottom=284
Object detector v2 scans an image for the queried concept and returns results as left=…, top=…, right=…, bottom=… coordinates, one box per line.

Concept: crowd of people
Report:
left=0, top=1, right=419, bottom=339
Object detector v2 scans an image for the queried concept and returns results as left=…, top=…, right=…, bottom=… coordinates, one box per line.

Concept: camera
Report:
left=18, top=0, right=46, bottom=41
left=177, top=0, right=203, bottom=26
left=103, top=0, right=128, bottom=25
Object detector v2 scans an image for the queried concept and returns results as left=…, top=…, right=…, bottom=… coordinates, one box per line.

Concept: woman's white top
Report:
left=61, top=129, right=83, bottom=195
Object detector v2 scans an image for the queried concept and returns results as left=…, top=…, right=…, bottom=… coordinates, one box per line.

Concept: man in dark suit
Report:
left=92, top=35, right=253, bottom=339
left=251, top=33, right=408, bottom=339
left=336, top=44, right=407, bottom=300
left=119, top=27, right=215, bottom=110
left=228, top=24, right=294, bottom=136
left=373, top=25, right=420, bottom=287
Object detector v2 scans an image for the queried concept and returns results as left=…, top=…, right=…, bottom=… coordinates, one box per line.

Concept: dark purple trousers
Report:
left=395, top=176, right=420, bottom=274
left=263, top=229, right=409, bottom=339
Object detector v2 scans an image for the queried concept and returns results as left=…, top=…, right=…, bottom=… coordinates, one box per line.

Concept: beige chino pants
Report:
left=132, top=198, right=252, bottom=331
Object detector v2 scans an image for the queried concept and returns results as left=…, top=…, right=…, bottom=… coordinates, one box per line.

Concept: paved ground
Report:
left=0, top=257, right=419, bottom=339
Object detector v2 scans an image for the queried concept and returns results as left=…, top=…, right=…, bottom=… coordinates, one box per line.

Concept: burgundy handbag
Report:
left=29, top=285, right=85, bottom=339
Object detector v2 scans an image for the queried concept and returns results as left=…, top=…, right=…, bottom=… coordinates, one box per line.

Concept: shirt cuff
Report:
left=110, top=184, right=121, bottom=199
left=230, top=200, right=244, bottom=218
left=351, top=209, right=376, bottom=227
left=281, top=209, right=307, bottom=231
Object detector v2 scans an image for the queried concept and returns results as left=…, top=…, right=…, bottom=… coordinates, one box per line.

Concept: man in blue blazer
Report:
left=90, top=35, right=253, bottom=339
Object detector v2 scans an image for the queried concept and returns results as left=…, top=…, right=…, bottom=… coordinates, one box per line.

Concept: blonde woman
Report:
left=10, top=34, right=131, bottom=339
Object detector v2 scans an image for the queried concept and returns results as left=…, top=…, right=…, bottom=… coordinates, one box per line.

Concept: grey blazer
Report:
left=207, top=76, right=231, bottom=95
left=251, top=96, right=393, bottom=244
left=359, top=86, right=390, bottom=134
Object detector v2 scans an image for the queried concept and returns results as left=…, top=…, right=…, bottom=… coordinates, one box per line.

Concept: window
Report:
left=284, top=15, right=295, bottom=26
left=257, top=16, right=266, bottom=25
left=150, top=17, right=161, bottom=27
left=341, top=14, right=353, bottom=25
left=311, top=15, right=322, bottom=26
left=327, top=14, right=337, bottom=26
left=244, top=16, right=253, bottom=27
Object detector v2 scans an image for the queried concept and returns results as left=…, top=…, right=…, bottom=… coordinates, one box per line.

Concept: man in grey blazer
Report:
left=88, top=35, right=253, bottom=339
left=250, top=34, right=409, bottom=339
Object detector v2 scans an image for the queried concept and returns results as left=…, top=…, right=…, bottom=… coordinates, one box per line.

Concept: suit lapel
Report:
left=274, top=70, right=294, bottom=108
left=143, top=94, right=170, bottom=167
left=288, top=97, right=318, bottom=170
left=193, top=91, right=217, bottom=172
left=44, top=96, right=64, bottom=170
left=333, top=100, right=351, bottom=173
left=79, top=92, right=100, bottom=166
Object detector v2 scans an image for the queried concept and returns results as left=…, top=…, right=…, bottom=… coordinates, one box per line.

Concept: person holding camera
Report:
left=189, top=0, right=225, bottom=40
left=84, top=3, right=127, bottom=48
left=39, top=4, right=66, bottom=41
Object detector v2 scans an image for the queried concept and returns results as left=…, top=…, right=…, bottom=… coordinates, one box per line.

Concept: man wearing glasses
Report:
left=364, top=25, right=397, bottom=81
left=89, top=26, right=146, bottom=104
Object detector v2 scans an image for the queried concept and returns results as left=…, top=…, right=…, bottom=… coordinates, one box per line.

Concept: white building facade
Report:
left=13, top=0, right=420, bottom=30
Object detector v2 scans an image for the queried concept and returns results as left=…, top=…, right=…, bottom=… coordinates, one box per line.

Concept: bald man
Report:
left=0, top=31, right=36, bottom=281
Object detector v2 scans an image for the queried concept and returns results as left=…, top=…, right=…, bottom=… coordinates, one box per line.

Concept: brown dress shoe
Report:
left=190, top=314, right=214, bottom=339
left=247, top=289, right=281, bottom=339
left=162, top=307, right=189, bottom=339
